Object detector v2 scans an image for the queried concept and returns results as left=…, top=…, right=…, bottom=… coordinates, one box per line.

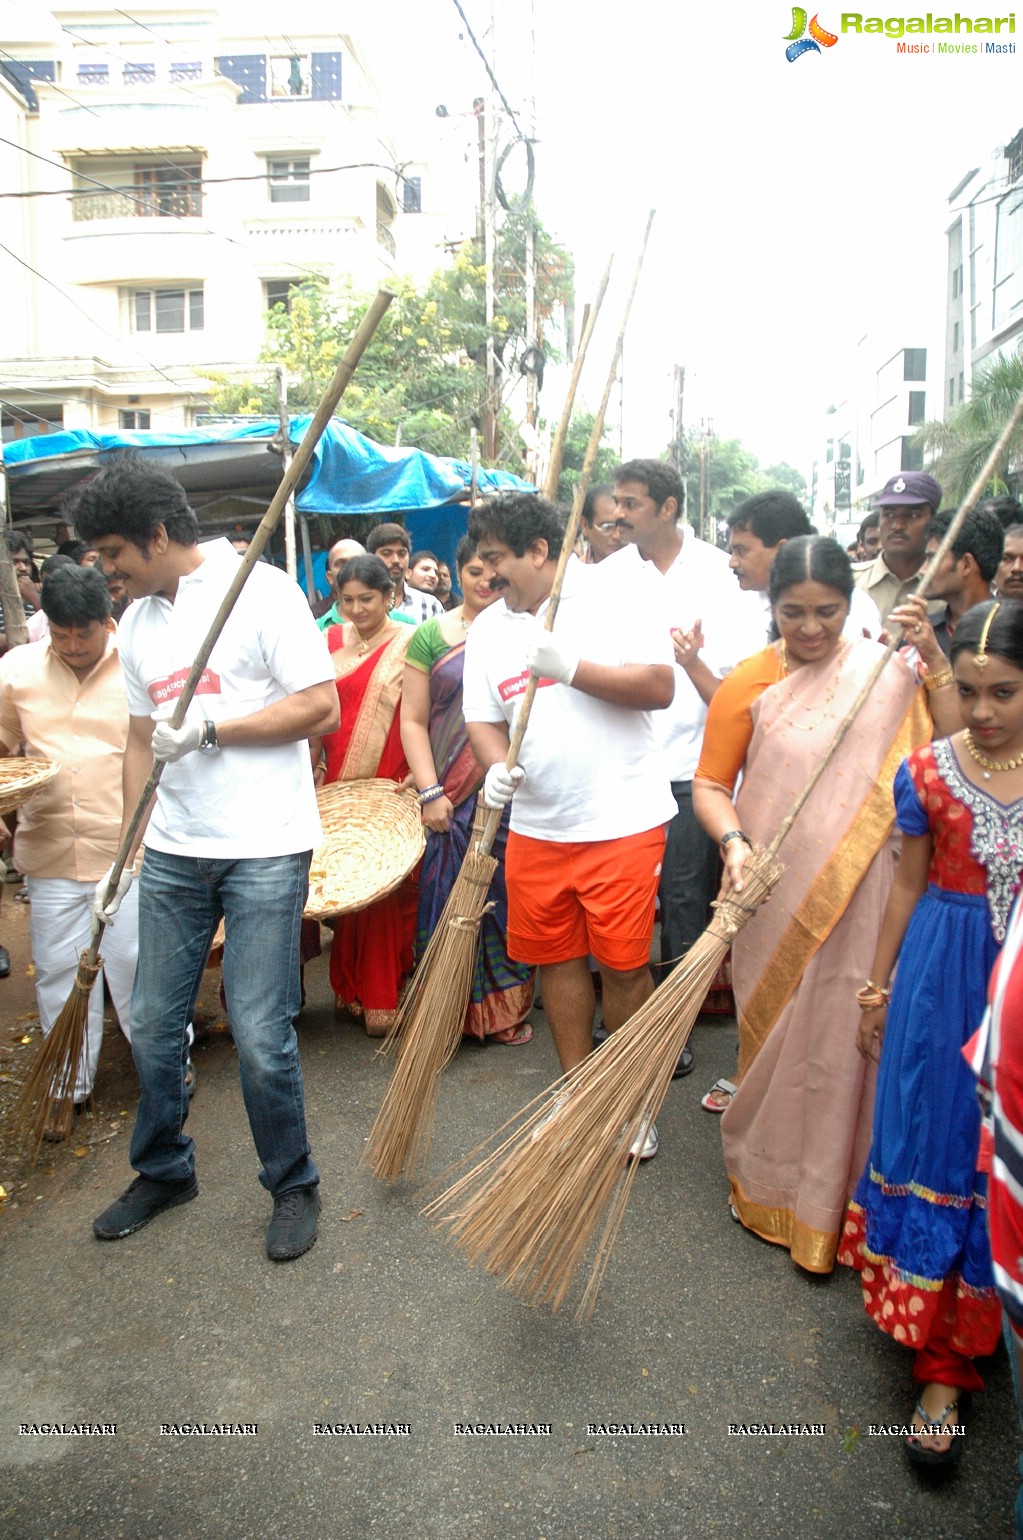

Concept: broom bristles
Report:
left=424, top=844, right=783, bottom=1319
left=10, top=952, right=100, bottom=1156
left=364, top=840, right=499, bottom=1180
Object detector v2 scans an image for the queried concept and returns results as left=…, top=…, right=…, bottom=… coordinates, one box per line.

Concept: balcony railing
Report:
left=71, top=186, right=203, bottom=222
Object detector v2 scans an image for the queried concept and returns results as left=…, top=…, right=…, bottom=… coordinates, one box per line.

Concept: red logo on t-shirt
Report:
left=148, top=667, right=221, bottom=707
left=498, top=670, right=557, bottom=702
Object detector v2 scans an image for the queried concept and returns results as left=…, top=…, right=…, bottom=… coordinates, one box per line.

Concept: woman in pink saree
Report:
left=693, top=536, right=951, bottom=1273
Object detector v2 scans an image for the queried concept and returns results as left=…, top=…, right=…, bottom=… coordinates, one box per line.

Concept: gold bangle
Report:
left=856, top=980, right=891, bottom=1010
left=923, top=666, right=955, bottom=693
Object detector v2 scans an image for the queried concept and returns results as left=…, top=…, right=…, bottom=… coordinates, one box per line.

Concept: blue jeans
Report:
left=129, top=848, right=319, bottom=1197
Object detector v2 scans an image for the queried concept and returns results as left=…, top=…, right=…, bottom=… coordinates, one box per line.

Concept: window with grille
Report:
left=132, top=287, right=204, bottom=334
left=77, top=63, right=108, bottom=85
left=134, top=162, right=202, bottom=217
left=119, top=409, right=151, bottom=429
left=123, top=62, right=156, bottom=86
left=267, top=158, right=311, bottom=202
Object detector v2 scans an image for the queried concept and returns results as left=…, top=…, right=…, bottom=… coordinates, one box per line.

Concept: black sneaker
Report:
left=93, top=1174, right=198, bottom=1240
left=266, top=1186, right=320, bottom=1261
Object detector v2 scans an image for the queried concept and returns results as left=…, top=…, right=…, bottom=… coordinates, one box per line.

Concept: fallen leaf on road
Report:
left=18, top=1035, right=31, bottom=1045
left=340, top=1207, right=364, bottom=1222
left=73, top=1147, right=89, bottom=1158
left=15, top=1011, right=38, bottom=1021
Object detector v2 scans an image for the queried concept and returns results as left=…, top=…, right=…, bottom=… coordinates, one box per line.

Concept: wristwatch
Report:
left=197, top=719, right=219, bottom=755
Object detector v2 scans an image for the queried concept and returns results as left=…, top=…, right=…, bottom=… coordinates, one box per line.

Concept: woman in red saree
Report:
left=693, top=537, right=954, bottom=1273
left=314, top=555, right=417, bottom=1035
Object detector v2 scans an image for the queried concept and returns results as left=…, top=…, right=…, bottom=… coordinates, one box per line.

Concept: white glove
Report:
left=483, top=762, right=525, bottom=810
left=93, top=864, right=133, bottom=924
left=151, top=708, right=204, bottom=763
left=525, top=622, right=579, bottom=685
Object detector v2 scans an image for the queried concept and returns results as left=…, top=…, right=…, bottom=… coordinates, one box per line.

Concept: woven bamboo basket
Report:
left=209, top=778, right=424, bottom=953
left=305, top=778, right=424, bottom=919
left=0, top=756, right=59, bottom=815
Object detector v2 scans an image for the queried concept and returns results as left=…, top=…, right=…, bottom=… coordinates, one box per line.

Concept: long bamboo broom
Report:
left=424, top=384, right=1023, bottom=1319
left=10, top=290, right=395, bottom=1156
left=365, top=215, right=656, bottom=1182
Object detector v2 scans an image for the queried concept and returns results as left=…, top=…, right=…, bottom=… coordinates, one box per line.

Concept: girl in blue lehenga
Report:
left=840, top=599, right=1023, bottom=1469
left=400, top=536, right=534, bottom=1043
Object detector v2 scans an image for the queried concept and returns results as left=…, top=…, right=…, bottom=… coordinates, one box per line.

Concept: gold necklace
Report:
left=775, top=640, right=847, bottom=731
left=962, top=729, right=1023, bottom=780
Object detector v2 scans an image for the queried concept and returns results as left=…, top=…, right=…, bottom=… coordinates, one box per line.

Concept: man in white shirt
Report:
left=612, top=459, right=766, bottom=1078
left=73, top=456, right=338, bottom=1261
left=462, top=493, right=675, bottom=1158
left=726, top=491, right=882, bottom=642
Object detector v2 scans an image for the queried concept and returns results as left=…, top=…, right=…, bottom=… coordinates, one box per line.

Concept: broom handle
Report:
left=767, top=385, right=1023, bottom=859
left=478, top=211, right=656, bottom=857
left=91, top=288, right=396, bottom=943
left=541, top=255, right=612, bottom=500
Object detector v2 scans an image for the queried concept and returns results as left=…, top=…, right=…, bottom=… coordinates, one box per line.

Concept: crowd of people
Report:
left=5, top=451, right=1023, bottom=1519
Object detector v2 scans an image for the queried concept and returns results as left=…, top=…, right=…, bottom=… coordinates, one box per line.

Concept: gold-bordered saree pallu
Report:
left=723, top=640, right=931, bottom=1273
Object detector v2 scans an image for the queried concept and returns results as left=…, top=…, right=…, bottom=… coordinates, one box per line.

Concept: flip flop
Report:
left=904, top=1394, right=967, bottom=1469
left=496, top=1024, right=533, bottom=1046
left=701, top=1078, right=737, bottom=1113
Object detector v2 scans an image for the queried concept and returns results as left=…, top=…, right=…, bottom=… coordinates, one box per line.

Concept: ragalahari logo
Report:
left=784, top=8, right=840, bottom=58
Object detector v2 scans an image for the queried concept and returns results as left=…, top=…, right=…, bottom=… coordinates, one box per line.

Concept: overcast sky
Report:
left=3, top=1, right=1019, bottom=476
left=368, top=0, right=1020, bottom=474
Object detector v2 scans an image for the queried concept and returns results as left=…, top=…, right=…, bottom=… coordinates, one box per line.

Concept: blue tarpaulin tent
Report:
left=4, top=417, right=536, bottom=589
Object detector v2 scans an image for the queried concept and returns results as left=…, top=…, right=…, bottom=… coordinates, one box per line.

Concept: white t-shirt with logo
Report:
left=461, top=555, right=676, bottom=842
left=117, top=539, right=333, bottom=858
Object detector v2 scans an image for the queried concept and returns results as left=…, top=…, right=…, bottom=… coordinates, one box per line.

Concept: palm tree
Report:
left=916, top=348, right=1023, bottom=502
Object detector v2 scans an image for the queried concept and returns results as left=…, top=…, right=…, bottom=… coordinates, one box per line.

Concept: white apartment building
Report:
left=945, top=125, right=1023, bottom=415
left=0, top=6, right=441, bottom=440
left=812, top=335, right=937, bottom=543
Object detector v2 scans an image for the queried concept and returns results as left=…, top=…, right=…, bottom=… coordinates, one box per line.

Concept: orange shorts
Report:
left=505, top=824, right=667, bottom=972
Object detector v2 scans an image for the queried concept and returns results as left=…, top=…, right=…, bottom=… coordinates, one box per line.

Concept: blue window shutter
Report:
left=311, top=52, right=341, bottom=101
left=0, top=59, right=56, bottom=111
left=214, top=54, right=266, bottom=104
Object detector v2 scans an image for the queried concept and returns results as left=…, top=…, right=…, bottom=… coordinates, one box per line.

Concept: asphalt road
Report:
left=0, top=904, right=1018, bottom=1540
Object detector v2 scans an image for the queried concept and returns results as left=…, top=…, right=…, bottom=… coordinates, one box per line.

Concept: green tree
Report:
left=206, top=216, right=574, bottom=468
left=761, top=461, right=808, bottom=502
left=553, top=411, right=620, bottom=505
left=915, top=350, right=1023, bottom=502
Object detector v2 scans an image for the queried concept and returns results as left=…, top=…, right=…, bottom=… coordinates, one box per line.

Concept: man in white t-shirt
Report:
left=611, top=459, right=766, bottom=1079
left=73, top=456, right=338, bottom=1261
left=462, top=493, right=676, bottom=1159
left=726, top=490, right=882, bottom=642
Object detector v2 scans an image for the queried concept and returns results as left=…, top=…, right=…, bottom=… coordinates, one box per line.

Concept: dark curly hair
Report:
left=68, top=452, right=199, bottom=551
left=468, top=493, right=564, bottom=560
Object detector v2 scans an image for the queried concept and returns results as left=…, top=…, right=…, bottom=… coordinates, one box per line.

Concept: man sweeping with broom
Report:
left=462, top=492, right=676, bottom=1159
left=72, top=456, right=338, bottom=1261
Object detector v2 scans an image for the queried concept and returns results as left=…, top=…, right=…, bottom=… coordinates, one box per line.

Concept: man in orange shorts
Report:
left=462, top=493, right=676, bottom=1158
